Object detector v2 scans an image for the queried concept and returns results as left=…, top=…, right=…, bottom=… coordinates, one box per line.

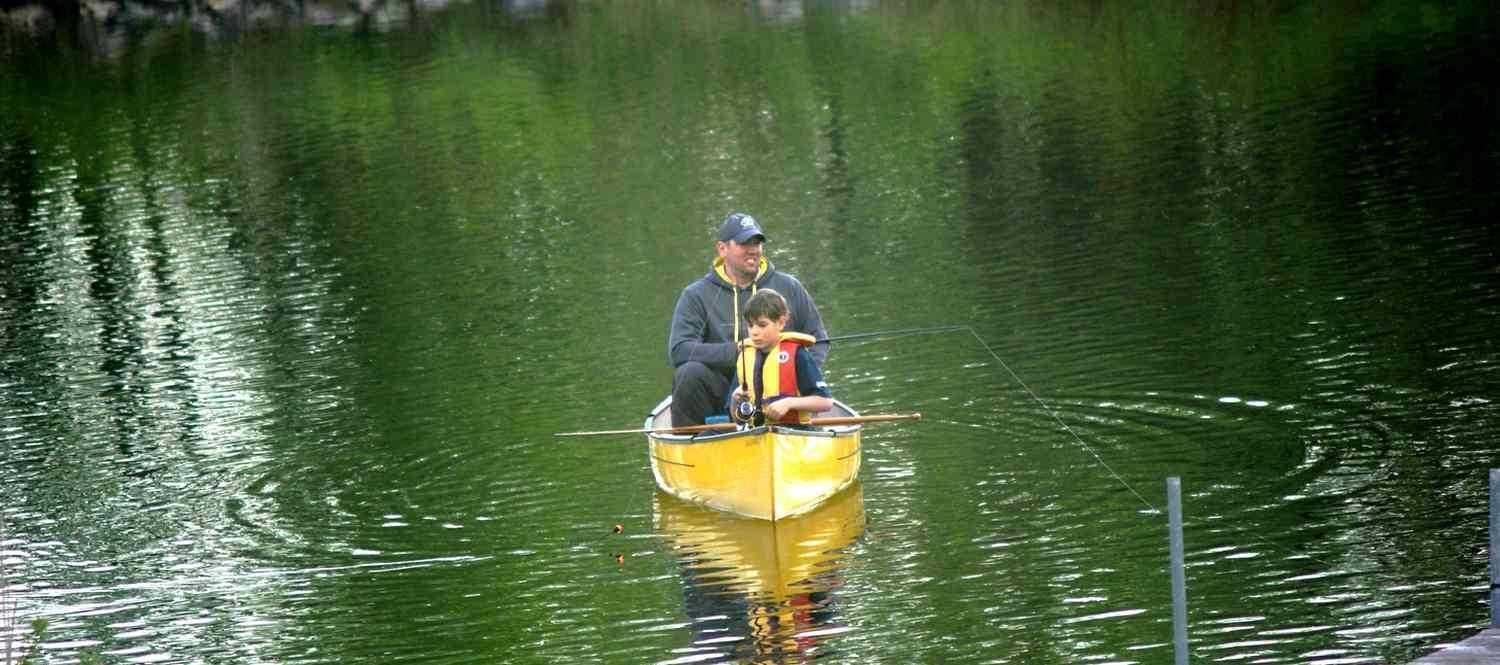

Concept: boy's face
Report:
left=747, top=314, right=788, bottom=352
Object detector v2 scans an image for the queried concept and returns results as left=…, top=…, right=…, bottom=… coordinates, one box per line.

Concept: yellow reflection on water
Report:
left=654, top=483, right=865, bottom=663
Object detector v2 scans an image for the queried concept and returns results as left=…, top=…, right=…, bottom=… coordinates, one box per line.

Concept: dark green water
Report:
left=3, top=1, right=1498, bottom=663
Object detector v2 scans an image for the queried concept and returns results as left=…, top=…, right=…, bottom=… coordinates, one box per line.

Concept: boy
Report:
left=727, top=289, right=834, bottom=426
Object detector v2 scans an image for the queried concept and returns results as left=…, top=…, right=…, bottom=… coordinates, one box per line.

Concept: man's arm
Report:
left=667, top=286, right=737, bottom=369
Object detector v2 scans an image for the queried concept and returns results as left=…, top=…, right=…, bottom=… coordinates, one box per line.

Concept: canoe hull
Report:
left=646, top=397, right=862, bottom=521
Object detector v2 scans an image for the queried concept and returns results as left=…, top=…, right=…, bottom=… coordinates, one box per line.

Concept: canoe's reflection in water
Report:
left=653, top=483, right=866, bottom=663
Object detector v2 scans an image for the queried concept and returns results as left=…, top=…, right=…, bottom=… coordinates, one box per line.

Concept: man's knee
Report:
left=673, top=361, right=715, bottom=388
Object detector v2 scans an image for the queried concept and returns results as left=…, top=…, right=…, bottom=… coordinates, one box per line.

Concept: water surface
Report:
left=2, top=1, right=1498, bottom=663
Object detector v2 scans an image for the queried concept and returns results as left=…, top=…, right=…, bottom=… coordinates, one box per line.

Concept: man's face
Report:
left=747, top=314, right=787, bottom=352
left=717, top=237, right=764, bottom=283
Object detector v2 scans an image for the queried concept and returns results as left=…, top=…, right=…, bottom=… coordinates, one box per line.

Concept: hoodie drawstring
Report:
left=733, top=281, right=758, bottom=402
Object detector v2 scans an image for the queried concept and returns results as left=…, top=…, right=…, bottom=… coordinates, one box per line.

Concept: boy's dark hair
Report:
left=745, top=288, right=789, bottom=322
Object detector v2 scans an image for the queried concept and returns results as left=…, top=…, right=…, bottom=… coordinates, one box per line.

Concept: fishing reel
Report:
left=730, top=397, right=761, bottom=426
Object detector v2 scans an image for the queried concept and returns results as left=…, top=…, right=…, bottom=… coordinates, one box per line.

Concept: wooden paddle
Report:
left=553, top=412, right=922, bottom=437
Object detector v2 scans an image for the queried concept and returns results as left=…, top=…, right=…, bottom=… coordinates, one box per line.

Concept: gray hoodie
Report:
left=668, top=256, right=829, bottom=372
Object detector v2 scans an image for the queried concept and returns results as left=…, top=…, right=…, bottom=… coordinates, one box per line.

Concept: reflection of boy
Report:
left=727, top=289, right=833, bottom=426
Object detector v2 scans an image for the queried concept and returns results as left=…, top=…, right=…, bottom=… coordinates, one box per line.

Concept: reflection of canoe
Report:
left=645, top=396, right=862, bottom=520
left=654, top=481, right=865, bottom=602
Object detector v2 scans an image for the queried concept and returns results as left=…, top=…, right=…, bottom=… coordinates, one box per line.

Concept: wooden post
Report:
left=1169, top=477, right=1189, bottom=665
left=1490, top=469, right=1498, bottom=627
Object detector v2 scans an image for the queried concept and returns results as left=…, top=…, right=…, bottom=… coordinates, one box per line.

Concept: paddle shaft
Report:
left=553, top=412, right=922, bottom=437
left=802, top=413, right=922, bottom=426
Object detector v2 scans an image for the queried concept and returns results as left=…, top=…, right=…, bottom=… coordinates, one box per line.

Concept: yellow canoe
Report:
left=645, top=396, right=862, bottom=521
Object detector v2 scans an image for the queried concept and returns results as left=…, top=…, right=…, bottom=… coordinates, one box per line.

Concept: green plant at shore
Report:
left=3, top=556, right=101, bottom=665
left=3, top=616, right=104, bottom=665
left=2, top=511, right=44, bottom=665
left=2, top=512, right=17, bottom=665
left=1, top=618, right=47, bottom=665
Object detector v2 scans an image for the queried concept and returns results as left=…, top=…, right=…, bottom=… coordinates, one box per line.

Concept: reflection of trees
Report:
left=0, top=33, right=372, bottom=658
left=0, top=125, right=50, bottom=408
left=74, top=114, right=152, bottom=456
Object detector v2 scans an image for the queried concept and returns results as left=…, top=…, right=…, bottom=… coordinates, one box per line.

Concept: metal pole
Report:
left=1490, top=469, right=1498, bottom=626
left=1169, top=476, right=1189, bottom=665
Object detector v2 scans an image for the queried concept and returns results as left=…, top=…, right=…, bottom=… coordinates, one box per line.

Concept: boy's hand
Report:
left=763, top=400, right=788, bottom=421
left=730, top=388, right=749, bottom=422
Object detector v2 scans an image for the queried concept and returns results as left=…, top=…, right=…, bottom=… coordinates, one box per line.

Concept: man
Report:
left=668, top=212, right=829, bottom=426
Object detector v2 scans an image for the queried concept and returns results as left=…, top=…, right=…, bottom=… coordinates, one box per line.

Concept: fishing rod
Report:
left=817, top=325, right=969, bottom=344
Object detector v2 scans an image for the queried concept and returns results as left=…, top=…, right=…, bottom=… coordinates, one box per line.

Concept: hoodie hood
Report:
left=709, top=256, right=771, bottom=350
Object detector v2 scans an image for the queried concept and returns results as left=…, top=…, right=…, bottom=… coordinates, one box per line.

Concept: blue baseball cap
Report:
left=718, top=212, right=767, bottom=244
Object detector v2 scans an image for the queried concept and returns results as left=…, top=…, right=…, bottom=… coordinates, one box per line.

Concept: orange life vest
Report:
left=736, top=332, right=817, bottom=425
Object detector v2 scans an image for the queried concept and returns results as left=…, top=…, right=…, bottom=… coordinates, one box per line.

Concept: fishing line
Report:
left=836, top=324, right=1160, bottom=514
left=960, top=326, right=1161, bottom=514
left=971, top=326, right=1337, bottom=569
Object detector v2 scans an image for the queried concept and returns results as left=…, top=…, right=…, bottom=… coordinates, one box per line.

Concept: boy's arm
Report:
left=763, top=348, right=833, bottom=420
left=796, top=347, right=832, bottom=399
left=769, top=395, right=833, bottom=418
